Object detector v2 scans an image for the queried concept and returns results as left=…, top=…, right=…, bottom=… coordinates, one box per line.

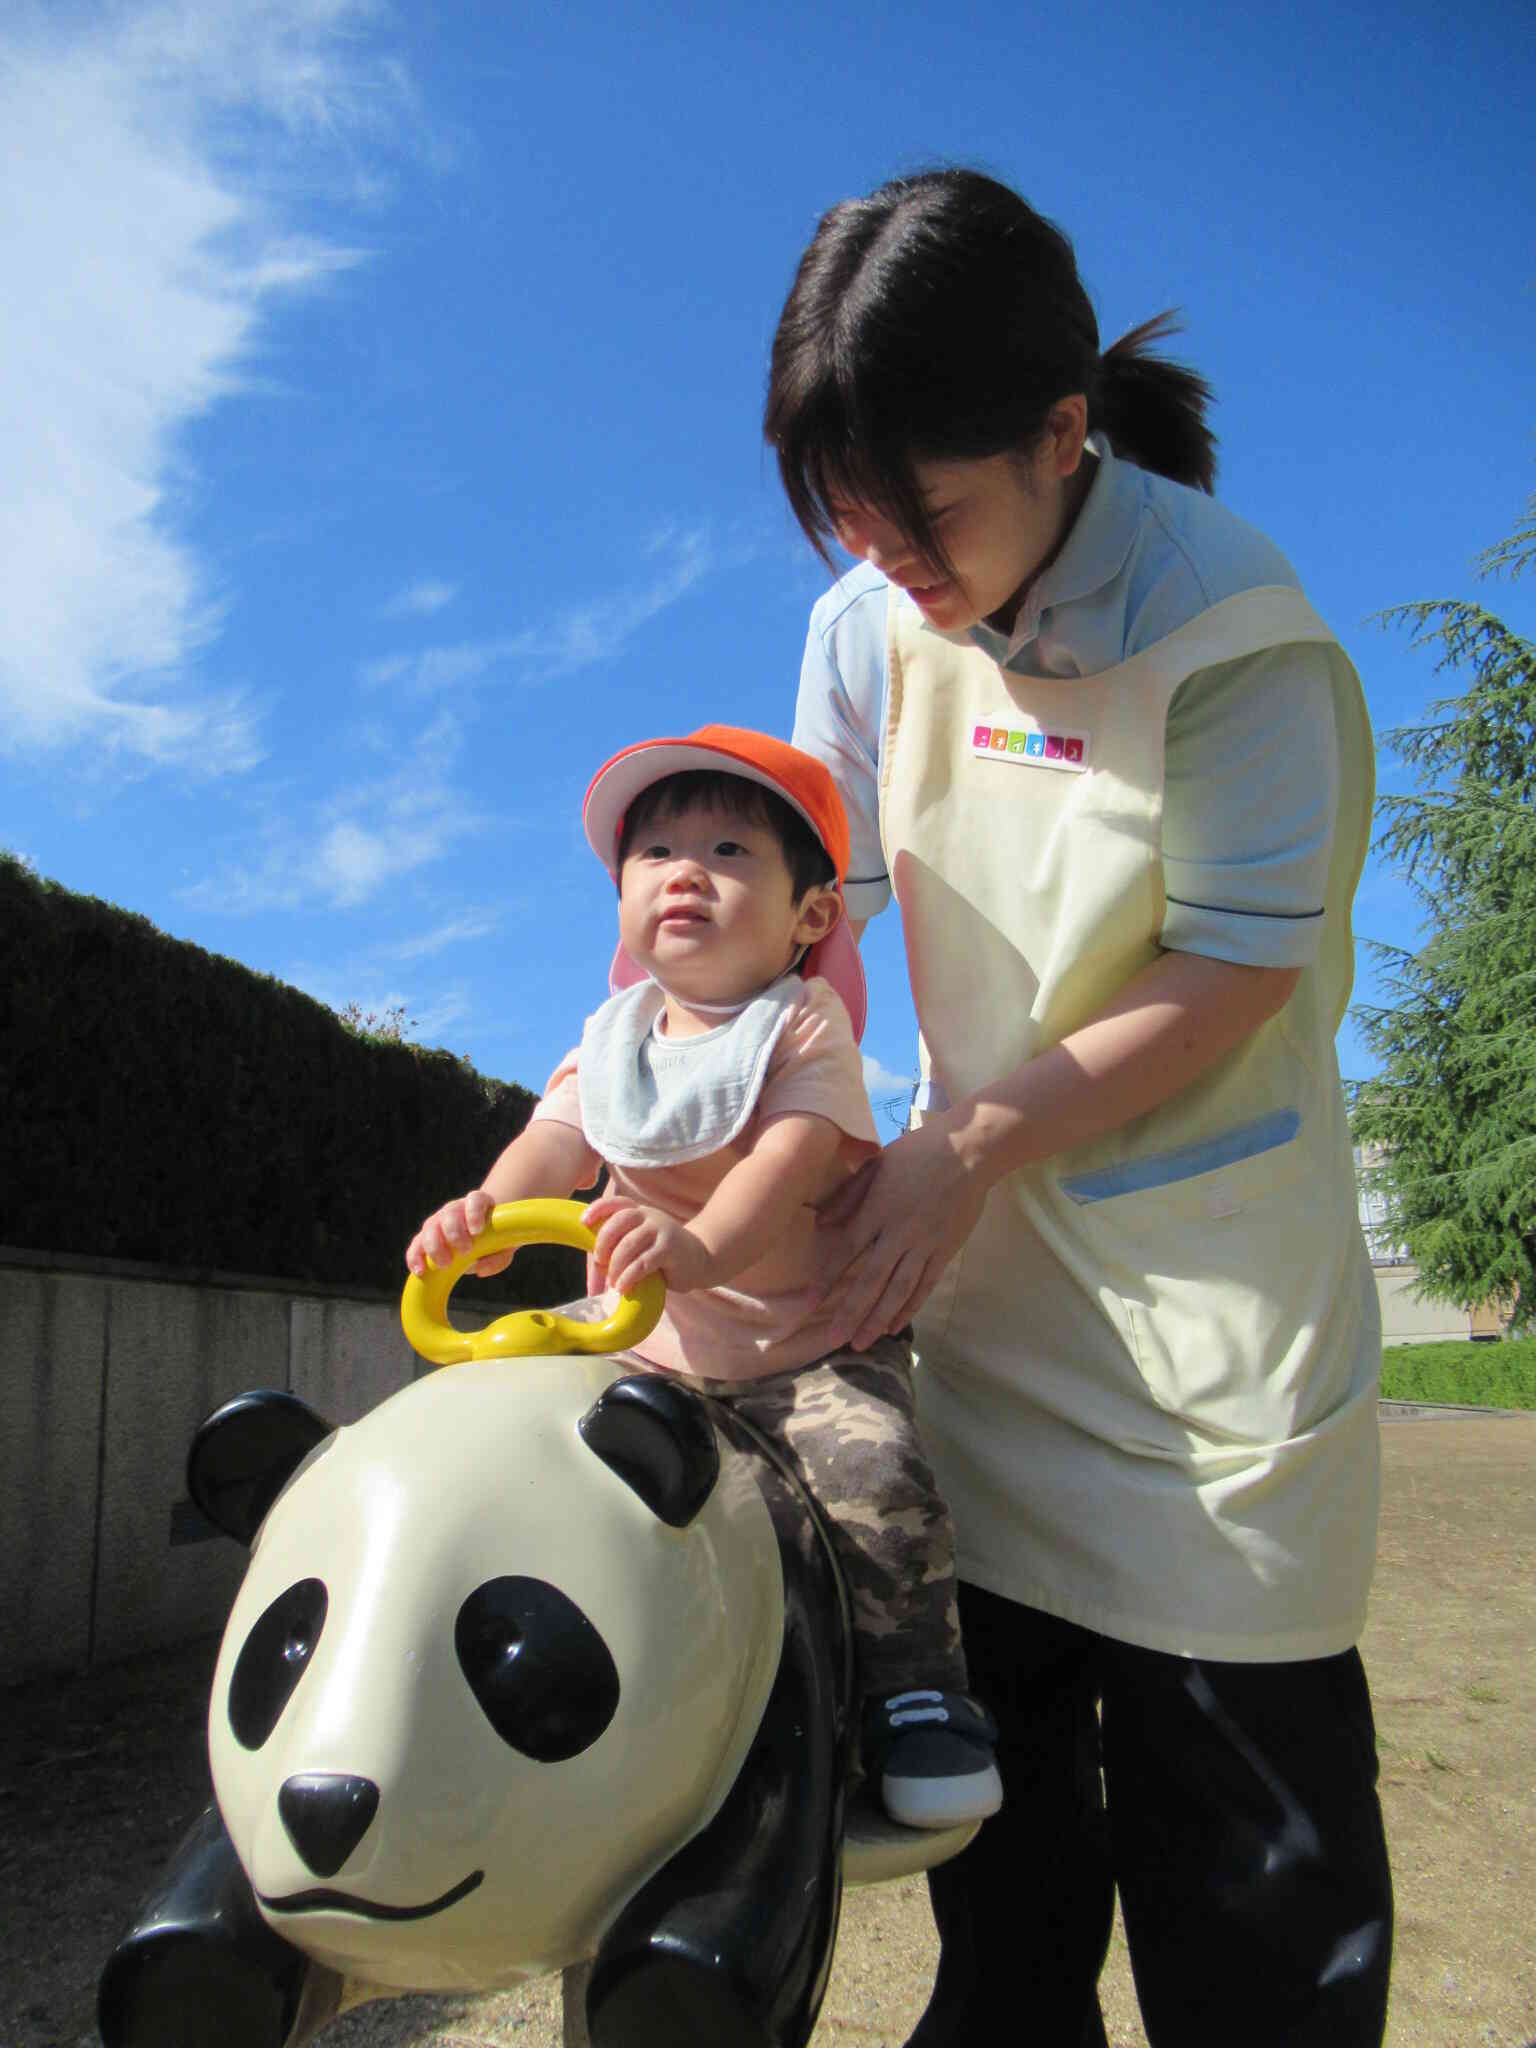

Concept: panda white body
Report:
left=101, top=1344, right=973, bottom=2048
left=208, top=1355, right=784, bottom=1992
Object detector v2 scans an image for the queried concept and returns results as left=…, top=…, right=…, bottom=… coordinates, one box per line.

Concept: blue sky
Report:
left=3, top=0, right=1532, bottom=1140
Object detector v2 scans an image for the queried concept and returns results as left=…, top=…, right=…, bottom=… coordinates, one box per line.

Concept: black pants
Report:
left=907, top=1584, right=1393, bottom=2048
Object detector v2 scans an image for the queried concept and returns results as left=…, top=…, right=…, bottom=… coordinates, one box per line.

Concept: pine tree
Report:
left=1351, top=489, right=1536, bottom=1330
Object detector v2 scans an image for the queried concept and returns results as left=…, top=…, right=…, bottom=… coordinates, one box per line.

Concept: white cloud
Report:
left=380, top=911, right=502, bottom=961
left=317, top=820, right=400, bottom=904
left=360, top=526, right=720, bottom=694
left=862, top=1053, right=914, bottom=1096
left=180, top=711, right=486, bottom=911
left=384, top=579, right=460, bottom=619
left=394, top=986, right=473, bottom=1050
left=862, top=1054, right=915, bottom=1134
left=0, top=1, right=416, bottom=766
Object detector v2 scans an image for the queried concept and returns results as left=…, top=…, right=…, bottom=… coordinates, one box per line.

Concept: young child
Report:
left=407, top=723, right=1001, bottom=1831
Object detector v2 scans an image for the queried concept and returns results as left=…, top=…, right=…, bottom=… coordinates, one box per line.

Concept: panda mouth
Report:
left=261, top=1870, right=484, bottom=1920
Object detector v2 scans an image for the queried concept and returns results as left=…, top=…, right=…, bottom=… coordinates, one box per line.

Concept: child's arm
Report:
left=583, top=1112, right=846, bottom=1298
left=406, top=1117, right=598, bottom=1279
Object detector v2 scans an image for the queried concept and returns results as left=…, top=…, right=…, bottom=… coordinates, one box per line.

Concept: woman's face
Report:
left=829, top=400, right=1089, bottom=635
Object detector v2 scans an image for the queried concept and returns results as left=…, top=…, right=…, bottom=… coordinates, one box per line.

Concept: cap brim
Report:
left=584, top=739, right=831, bottom=877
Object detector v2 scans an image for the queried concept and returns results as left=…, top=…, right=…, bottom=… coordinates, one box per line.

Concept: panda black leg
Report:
left=586, top=1441, right=849, bottom=2048
left=585, top=1643, right=844, bottom=2048
left=98, top=1803, right=343, bottom=2048
left=561, top=1961, right=594, bottom=2047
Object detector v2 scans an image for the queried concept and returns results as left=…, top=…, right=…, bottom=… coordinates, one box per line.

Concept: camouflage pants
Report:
left=668, top=1338, right=968, bottom=1700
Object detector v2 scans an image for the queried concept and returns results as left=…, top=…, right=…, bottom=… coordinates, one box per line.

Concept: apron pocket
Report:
left=1053, top=1117, right=1342, bottom=1439
left=1059, top=1109, right=1302, bottom=1211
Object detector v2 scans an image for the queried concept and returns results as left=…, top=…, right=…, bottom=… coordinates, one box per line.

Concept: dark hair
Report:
left=617, top=769, right=836, bottom=901
left=764, top=168, right=1217, bottom=575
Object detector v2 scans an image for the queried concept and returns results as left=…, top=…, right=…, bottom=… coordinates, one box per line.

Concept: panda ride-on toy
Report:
left=97, top=1201, right=979, bottom=2048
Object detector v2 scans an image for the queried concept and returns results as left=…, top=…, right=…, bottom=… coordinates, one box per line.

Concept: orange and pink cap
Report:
left=581, top=724, right=867, bottom=1041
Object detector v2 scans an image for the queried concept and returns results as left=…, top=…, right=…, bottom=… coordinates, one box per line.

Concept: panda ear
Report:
left=578, top=1375, right=720, bottom=1528
left=187, top=1389, right=334, bottom=1545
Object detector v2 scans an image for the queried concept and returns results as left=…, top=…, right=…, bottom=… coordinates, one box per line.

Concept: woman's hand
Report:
left=405, top=1191, right=514, bottom=1279
left=804, top=955, right=1306, bottom=1351
left=812, top=1117, right=991, bottom=1351
left=582, top=1196, right=712, bottom=1298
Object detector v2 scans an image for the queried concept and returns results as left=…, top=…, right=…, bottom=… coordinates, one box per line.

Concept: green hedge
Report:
left=1379, top=1339, right=1536, bottom=1410
left=0, top=855, right=581, bottom=1303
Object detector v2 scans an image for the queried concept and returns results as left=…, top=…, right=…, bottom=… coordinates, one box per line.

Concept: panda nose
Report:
left=278, top=1772, right=380, bottom=1877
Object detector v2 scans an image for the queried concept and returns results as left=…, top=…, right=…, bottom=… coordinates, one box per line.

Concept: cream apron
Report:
left=884, top=587, right=1381, bottom=1661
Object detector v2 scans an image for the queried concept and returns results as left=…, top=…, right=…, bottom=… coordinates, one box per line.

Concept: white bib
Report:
left=577, top=974, right=804, bottom=1169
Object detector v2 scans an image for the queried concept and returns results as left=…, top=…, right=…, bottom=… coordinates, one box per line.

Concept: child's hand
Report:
left=582, top=1196, right=712, bottom=1297
left=405, top=1191, right=514, bottom=1279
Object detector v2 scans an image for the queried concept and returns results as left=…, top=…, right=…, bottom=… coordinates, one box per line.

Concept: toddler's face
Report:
left=618, top=799, right=833, bottom=1013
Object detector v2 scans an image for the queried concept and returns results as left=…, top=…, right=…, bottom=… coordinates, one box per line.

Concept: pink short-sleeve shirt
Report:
left=532, top=976, right=879, bottom=1379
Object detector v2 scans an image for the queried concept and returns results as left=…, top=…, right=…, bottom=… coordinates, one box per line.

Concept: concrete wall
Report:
left=1, top=1250, right=427, bottom=1687
left=3, top=1242, right=1493, bottom=1685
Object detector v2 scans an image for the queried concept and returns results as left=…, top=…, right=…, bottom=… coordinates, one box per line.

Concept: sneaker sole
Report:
left=883, top=1763, right=1003, bottom=1831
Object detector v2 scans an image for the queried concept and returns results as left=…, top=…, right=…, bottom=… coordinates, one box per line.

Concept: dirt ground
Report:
left=3, top=1411, right=1532, bottom=2048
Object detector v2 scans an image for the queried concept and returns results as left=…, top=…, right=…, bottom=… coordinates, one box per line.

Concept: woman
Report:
left=765, top=168, right=1392, bottom=2047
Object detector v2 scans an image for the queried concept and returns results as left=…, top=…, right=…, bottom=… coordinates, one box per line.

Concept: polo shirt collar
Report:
left=969, top=432, right=1141, bottom=666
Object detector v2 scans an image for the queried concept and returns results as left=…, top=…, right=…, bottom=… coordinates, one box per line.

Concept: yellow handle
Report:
left=400, top=1197, right=666, bottom=1366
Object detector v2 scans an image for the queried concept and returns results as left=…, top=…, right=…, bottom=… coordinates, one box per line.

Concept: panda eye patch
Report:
left=455, top=1577, right=619, bottom=1761
left=228, top=1577, right=328, bottom=1751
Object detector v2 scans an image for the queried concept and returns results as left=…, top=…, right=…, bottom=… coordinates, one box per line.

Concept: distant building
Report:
left=1353, top=1144, right=1507, bottom=1344
left=1354, top=1142, right=1409, bottom=1265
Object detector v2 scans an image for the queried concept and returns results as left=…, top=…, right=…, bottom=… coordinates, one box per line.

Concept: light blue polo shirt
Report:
left=792, top=435, right=1342, bottom=968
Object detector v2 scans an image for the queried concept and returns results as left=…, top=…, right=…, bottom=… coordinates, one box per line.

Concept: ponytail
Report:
left=766, top=169, right=1220, bottom=567
left=1094, top=312, right=1217, bottom=494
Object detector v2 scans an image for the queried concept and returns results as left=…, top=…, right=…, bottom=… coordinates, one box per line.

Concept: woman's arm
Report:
left=817, top=949, right=1300, bottom=1349
left=792, top=576, right=894, bottom=928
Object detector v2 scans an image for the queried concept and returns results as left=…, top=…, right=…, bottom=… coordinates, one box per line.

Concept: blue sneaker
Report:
left=862, top=1689, right=1004, bottom=1830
